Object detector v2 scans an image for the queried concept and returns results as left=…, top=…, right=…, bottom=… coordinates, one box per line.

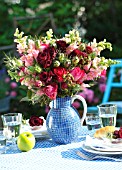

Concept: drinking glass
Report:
left=97, top=104, right=117, bottom=127
left=0, top=127, right=6, bottom=154
left=85, top=113, right=101, bottom=131
left=1, top=113, right=22, bottom=150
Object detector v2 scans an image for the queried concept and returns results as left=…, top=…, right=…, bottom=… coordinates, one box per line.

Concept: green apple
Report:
left=17, top=132, right=35, bottom=152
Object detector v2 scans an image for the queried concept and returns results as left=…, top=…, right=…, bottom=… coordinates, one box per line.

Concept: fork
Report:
left=76, top=151, right=122, bottom=162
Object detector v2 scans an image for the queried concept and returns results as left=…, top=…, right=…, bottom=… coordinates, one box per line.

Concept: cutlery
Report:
left=76, top=151, right=122, bottom=162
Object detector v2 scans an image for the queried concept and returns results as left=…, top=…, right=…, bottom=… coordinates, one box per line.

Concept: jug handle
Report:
left=71, top=95, right=87, bottom=125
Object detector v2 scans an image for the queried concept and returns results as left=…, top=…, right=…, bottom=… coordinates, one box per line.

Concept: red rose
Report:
left=69, top=49, right=83, bottom=58
left=119, top=129, right=122, bottom=138
left=37, top=46, right=56, bottom=68
left=56, top=40, right=68, bottom=52
left=29, top=116, right=44, bottom=127
left=69, top=49, right=88, bottom=65
left=78, top=52, right=88, bottom=65
left=53, top=67, right=67, bottom=82
left=43, top=83, right=58, bottom=100
left=61, top=82, right=68, bottom=89
left=39, top=71, right=53, bottom=84
left=48, top=46, right=57, bottom=59
left=70, top=67, right=85, bottom=82
left=37, top=52, right=51, bottom=68
left=80, top=51, right=88, bottom=58
left=86, top=45, right=93, bottom=54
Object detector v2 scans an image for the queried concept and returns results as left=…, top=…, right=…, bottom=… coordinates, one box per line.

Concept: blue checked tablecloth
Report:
left=0, top=126, right=122, bottom=170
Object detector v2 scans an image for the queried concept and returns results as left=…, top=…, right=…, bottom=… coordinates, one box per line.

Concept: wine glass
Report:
left=1, top=113, right=22, bottom=151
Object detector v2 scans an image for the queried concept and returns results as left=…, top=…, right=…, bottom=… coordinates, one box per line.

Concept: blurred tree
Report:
left=0, top=0, right=122, bottom=59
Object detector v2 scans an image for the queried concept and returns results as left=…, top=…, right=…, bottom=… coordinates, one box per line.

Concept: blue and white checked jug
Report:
left=46, top=95, right=87, bottom=144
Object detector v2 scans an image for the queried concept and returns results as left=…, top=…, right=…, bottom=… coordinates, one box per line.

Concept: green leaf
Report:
left=27, top=90, right=32, bottom=99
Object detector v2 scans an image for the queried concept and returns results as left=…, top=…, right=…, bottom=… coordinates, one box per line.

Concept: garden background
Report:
left=0, top=0, right=122, bottom=121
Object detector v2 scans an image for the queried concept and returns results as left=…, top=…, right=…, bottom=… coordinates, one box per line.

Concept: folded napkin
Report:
left=85, top=135, right=122, bottom=152
left=21, top=117, right=49, bottom=138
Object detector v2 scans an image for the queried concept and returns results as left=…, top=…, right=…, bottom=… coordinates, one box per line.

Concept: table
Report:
left=0, top=126, right=122, bottom=170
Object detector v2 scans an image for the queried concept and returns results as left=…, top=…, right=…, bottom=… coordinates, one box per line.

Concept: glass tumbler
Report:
left=97, top=104, right=117, bottom=127
left=1, top=113, right=22, bottom=149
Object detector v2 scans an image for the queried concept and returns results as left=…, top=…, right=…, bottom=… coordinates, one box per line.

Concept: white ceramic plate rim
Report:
left=82, top=142, right=122, bottom=155
left=21, top=125, right=50, bottom=139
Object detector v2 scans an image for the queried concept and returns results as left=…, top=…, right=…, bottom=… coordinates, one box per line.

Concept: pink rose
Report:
left=70, top=67, right=85, bottom=82
left=34, top=80, right=42, bottom=87
left=43, top=83, right=58, bottom=100
left=53, top=67, right=67, bottom=82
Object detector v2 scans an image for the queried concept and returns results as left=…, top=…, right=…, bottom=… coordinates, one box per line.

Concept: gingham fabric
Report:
left=46, top=97, right=82, bottom=144
left=0, top=126, right=122, bottom=170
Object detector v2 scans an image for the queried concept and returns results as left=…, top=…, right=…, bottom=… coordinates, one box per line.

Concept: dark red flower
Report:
left=20, top=66, right=25, bottom=72
left=119, top=129, right=122, bottom=138
left=69, top=49, right=83, bottom=58
left=61, top=82, right=68, bottom=89
left=53, top=67, right=67, bottom=82
left=86, top=45, right=93, bottom=54
left=48, top=46, right=57, bottom=59
left=56, top=40, right=68, bottom=52
left=37, top=46, right=56, bottom=68
left=29, top=116, right=44, bottom=127
left=39, top=71, right=53, bottom=84
left=69, top=49, right=88, bottom=61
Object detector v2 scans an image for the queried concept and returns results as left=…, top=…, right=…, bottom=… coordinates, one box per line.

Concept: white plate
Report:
left=21, top=125, right=50, bottom=139
left=82, top=142, right=122, bottom=155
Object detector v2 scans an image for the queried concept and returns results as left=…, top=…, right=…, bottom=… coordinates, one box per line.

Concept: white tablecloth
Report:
left=0, top=126, right=122, bottom=170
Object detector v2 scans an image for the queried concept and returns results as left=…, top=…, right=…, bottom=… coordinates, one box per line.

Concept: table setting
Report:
left=1, top=28, right=122, bottom=169
left=1, top=106, right=122, bottom=170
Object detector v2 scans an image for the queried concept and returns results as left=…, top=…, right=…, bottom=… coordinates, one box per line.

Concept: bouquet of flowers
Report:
left=5, top=28, right=118, bottom=106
